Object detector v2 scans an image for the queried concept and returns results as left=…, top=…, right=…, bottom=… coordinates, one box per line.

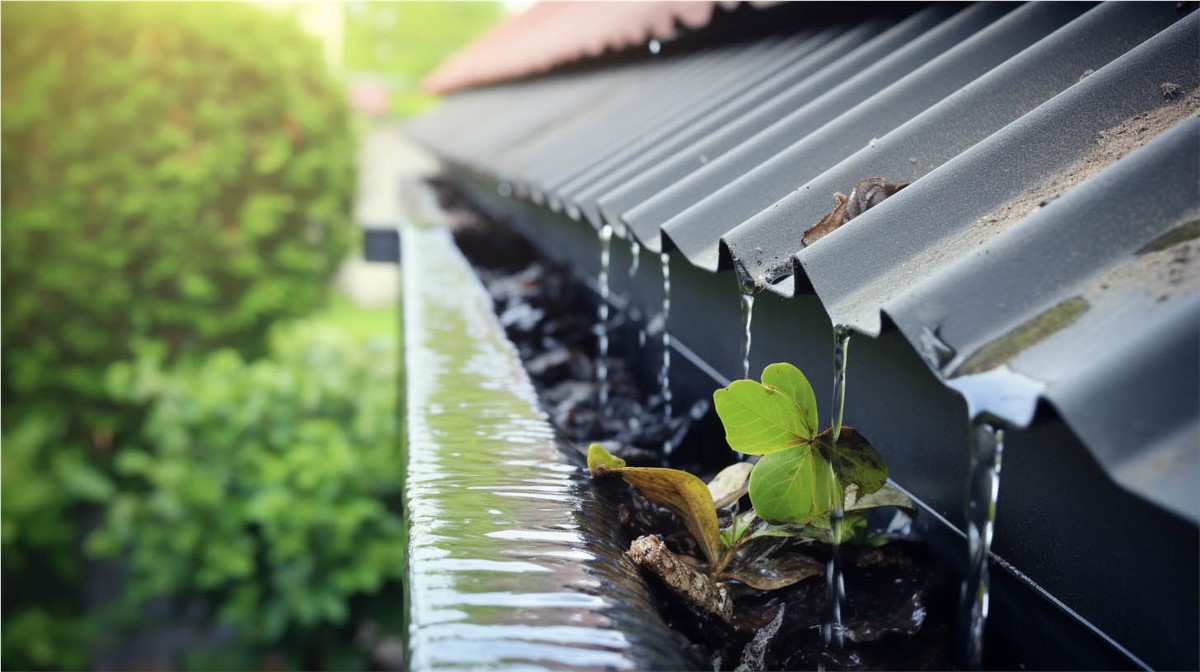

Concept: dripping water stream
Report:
left=959, top=419, right=1005, bottom=670
left=630, top=235, right=646, bottom=348
left=740, top=290, right=755, bottom=380
left=596, top=224, right=612, bottom=408
left=822, top=327, right=853, bottom=659
left=660, top=252, right=673, bottom=454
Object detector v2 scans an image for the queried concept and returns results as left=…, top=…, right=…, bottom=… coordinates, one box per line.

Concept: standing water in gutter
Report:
left=596, top=223, right=613, bottom=408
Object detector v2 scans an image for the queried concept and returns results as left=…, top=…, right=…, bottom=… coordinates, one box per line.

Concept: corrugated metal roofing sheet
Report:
left=410, top=1, right=1199, bottom=527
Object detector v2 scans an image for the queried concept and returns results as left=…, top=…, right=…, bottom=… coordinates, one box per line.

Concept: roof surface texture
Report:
left=411, top=2, right=1200, bottom=527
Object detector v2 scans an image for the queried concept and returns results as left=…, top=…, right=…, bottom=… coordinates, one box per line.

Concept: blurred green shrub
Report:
left=1, top=2, right=355, bottom=415
left=1, top=3, right=357, bottom=667
left=88, top=322, right=402, bottom=665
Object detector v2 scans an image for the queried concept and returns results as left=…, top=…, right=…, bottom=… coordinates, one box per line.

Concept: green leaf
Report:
left=800, top=512, right=872, bottom=545
left=760, top=362, right=818, bottom=438
left=720, top=510, right=758, bottom=548
left=714, top=380, right=815, bottom=456
left=748, top=444, right=840, bottom=524
left=587, top=444, right=721, bottom=566
left=587, top=443, right=626, bottom=474
left=814, top=426, right=888, bottom=495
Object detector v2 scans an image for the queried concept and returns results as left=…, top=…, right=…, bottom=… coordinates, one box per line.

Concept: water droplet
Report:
left=497, top=182, right=513, bottom=198
left=918, top=325, right=957, bottom=373
left=660, top=252, right=673, bottom=454
left=648, top=38, right=662, bottom=55
left=830, top=326, right=852, bottom=443
left=740, top=290, right=755, bottom=380
left=597, top=224, right=613, bottom=408
left=628, top=235, right=641, bottom=279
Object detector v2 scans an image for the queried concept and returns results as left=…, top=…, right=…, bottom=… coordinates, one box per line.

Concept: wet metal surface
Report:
left=401, top=223, right=684, bottom=670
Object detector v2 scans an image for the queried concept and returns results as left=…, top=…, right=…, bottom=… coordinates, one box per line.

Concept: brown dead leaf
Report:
left=708, top=461, right=754, bottom=509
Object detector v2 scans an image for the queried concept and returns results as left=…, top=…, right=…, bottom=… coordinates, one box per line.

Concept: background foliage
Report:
left=90, top=321, right=403, bottom=669
left=343, top=1, right=504, bottom=116
left=2, top=2, right=356, bottom=415
left=0, top=3, right=365, bottom=668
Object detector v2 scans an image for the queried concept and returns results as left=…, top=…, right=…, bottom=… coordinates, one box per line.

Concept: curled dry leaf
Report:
left=627, top=535, right=733, bottom=622
left=803, top=176, right=911, bottom=246
left=845, top=482, right=916, bottom=515
left=588, top=443, right=722, bottom=566
left=708, top=462, right=754, bottom=509
left=721, top=549, right=825, bottom=591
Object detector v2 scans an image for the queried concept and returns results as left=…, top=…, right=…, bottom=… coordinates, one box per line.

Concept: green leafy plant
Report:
left=589, top=362, right=912, bottom=584
left=714, top=362, right=888, bottom=526
left=1, top=5, right=355, bottom=667
left=86, top=322, right=402, bottom=667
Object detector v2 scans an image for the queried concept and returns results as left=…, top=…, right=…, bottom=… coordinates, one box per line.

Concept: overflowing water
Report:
left=402, top=224, right=684, bottom=670
left=959, top=420, right=1005, bottom=670
left=740, top=291, right=755, bottom=380
left=660, top=252, right=673, bottom=454
left=821, top=327, right=854, bottom=660
left=597, top=224, right=613, bottom=407
left=830, top=326, right=852, bottom=442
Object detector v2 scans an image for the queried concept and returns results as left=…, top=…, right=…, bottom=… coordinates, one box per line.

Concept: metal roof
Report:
left=409, top=1, right=1199, bottom=526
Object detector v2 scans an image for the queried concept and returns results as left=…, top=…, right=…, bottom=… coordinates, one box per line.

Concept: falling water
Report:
left=629, top=235, right=646, bottom=348
left=821, top=326, right=853, bottom=657
left=740, top=291, right=755, bottom=380
left=597, top=224, right=613, bottom=408
left=830, top=326, right=851, bottom=442
left=660, top=252, right=673, bottom=454
left=958, top=420, right=1005, bottom=670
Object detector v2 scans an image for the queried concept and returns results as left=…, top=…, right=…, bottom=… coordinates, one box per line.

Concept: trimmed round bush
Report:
left=1, top=2, right=356, bottom=417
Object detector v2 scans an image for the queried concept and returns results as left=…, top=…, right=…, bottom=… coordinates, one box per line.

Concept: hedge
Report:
left=1, top=4, right=357, bottom=668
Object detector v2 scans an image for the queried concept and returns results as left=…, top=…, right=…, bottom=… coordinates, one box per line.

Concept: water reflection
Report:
left=402, top=226, right=683, bottom=670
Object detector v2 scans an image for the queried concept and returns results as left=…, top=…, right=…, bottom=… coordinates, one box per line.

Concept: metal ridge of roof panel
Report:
left=532, top=37, right=802, bottom=197
left=798, top=11, right=1200, bottom=334
left=623, top=1, right=1020, bottom=257
left=553, top=26, right=844, bottom=219
left=495, top=41, right=779, bottom=198
left=658, top=1, right=1094, bottom=271
left=726, top=0, right=1188, bottom=294
left=884, top=119, right=1200, bottom=522
left=596, top=3, right=963, bottom=248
